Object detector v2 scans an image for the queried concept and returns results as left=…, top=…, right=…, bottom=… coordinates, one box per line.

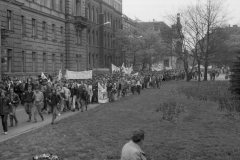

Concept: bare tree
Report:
left=167, top=0, right=228, bottom=81
left=196, top=0, right=228, bottom=80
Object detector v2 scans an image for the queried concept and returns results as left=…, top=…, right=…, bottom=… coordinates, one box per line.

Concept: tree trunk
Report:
left=204, top=25, right=210, bottom=81
left=197, top=60, right=201, bottom=82
left=204, top=58, right=208, bottom=81
left=183, top=59, right=191, bottom=82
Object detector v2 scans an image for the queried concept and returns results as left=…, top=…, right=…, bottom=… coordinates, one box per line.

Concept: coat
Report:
left=0, top=97, right=11, bottom=115
left=48, top=93, right=61, bottom=107
left=121, top=141, right=147, bottom=160
left=22, top=91, right=34, bottom=103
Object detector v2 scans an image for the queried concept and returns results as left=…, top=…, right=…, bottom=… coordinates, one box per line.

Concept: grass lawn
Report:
left=1, top=81, right=240, bottom=160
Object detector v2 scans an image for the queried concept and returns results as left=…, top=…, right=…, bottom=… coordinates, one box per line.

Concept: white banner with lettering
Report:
left=65, top=70, right=92, bottom=80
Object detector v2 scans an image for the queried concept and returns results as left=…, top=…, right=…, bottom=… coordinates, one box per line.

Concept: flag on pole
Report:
left=41, top=72, right=47, bottom=79
left=112, top=64, right=120, bottom=73
left=58, top=69, right=62, bottom=81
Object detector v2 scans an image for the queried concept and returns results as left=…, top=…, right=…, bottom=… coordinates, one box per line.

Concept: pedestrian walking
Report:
left=71, top=83, right=78, bottom=112
left=9, top=87, right=20, bottom=127
left=48, top=89, right=61, bottom=125
left=22, top=86, right=34, bottom=122
left=33, top=86, right=44, bottom=122
left=0, top=90, right=11, bottom=135
left=136, top=80, right=141, bottom=95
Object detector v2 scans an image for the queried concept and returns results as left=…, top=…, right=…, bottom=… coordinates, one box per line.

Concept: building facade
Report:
left=122, top=14, right=138, bottom=67
left=0, top=0, right=122, bottom=79
left=86, top=0, right=122, bottom=69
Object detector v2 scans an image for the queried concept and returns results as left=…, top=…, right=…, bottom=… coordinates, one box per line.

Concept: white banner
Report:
left=152, top=63, right=164, bottom=71
left=132, top=72, right=139, bottom=76
left=65, top=70, right=92, bottom=80
left=58, top=69, right=62, bottom=81
left=98, top=82, right=109, bottom=103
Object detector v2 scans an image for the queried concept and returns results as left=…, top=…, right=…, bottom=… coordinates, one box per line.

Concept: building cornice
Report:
left=21, top=5, right=66, bottom=22
left=2, top=0, right=23, bottom=6
left=87, top=0, right=122, bottom=16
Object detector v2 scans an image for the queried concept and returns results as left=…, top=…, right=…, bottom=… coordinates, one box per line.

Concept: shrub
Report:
left=178, top=81, right=240, bottom=113
left=230, top=51, right=240, bottom=97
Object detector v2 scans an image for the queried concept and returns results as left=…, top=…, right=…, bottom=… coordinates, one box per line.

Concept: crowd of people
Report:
left=0, top=69, right=187, bottom=135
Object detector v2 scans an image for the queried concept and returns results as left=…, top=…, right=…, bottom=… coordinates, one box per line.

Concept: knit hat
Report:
left=131, top=129, right=145, bottom=143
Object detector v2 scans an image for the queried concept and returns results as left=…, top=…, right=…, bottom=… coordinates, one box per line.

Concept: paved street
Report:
left=0, top=104, right=99, bottom=143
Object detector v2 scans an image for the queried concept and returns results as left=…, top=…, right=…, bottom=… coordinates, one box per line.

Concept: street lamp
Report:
left=103, top=21, right=111, bottom=26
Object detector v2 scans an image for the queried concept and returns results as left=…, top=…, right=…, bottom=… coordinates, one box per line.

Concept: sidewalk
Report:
left=0, top=104, right=99, bottom=143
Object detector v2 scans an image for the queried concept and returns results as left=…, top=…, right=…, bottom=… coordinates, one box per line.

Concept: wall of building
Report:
left=65, top=0, right=88, bottom=71
left=86, top=0, right=122, bottom=69
left=0, top=0, right=88, bottom=78
left=0, top=0, right=122, bottom=78
left=0, top=0, right=22, bottom=75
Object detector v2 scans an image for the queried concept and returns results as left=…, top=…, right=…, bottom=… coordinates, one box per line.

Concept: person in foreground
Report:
left=0, top=90, right=11, bottom=135
left=121, top=129, right=147, bottom=160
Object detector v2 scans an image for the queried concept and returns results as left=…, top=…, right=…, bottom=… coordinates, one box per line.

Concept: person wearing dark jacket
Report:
left=70, top=84, right=78, bottom=112
left=47, top=89, right=61, bottom=124
left=24, top=80, right=34, bottom=91
left=22, top=86, right=34, bottom=122
left=0, top=90, right=11, bottom=135
left=9, top=87, right=20, bottom=127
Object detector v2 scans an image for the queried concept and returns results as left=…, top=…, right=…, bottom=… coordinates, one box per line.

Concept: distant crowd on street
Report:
left=0, top=69, right=188, bottom=135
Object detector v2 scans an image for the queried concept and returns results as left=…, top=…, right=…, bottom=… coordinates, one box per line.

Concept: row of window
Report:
left=88, top=53, right=120, bottom=68
left=86, top=4, right=122, bottom=30
left=31, top=0, right=65, bottom=13
left=4, top=49, right=64, bottom=73
left=103, top=0, right=122, bottom=13
left=88, top=30, right=115, bottom=48
left=21, top=15, right=65, bottom=41
left=6, top=10, right=84, bottom=44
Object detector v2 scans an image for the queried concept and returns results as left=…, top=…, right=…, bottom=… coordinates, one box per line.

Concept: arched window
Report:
left=76, top=0, right=81, bottom=16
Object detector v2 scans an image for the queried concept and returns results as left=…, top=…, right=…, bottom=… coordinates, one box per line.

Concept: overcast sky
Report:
left=123, top=0, right=240, bottom=26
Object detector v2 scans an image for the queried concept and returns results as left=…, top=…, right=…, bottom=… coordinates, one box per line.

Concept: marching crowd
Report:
left=0, top=69, right=186, bottom=135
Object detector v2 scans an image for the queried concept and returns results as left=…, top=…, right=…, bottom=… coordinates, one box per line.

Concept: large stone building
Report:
left=86, top=0, right=122, bottom=69
left=0, top=0, right=122, bottom=78
left=122, top=14, right=138, bottom=67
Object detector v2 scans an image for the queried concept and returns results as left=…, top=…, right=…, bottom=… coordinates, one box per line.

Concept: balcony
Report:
left=1, top=27, right=14, bottom=39
left=74, top=16, right=89, bottom=29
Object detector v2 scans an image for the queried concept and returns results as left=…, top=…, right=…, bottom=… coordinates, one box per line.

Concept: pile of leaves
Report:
left=33, top=153, right=61, bottom=160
